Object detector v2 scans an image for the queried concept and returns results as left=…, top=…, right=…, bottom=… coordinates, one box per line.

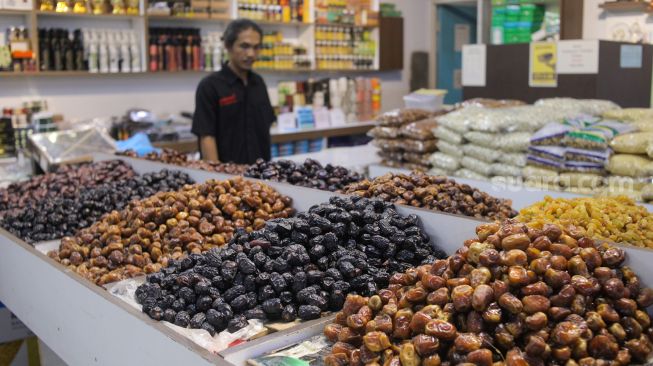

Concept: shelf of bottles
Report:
left=0, top=0, right=381, bottom=75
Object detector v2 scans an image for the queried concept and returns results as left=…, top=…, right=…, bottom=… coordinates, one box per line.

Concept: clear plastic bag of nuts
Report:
left=376, top=109, right=433, bottom=127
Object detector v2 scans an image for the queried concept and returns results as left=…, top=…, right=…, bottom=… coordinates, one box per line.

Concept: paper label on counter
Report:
left=313, top=107, right=330, bottom=129
left=529, top=42, right=558, bottom=87
left=620, top=44, right=643, bottom=69
left=462, top=44, right=486, bottom=87
left=557, top=40, right=599, bottom=74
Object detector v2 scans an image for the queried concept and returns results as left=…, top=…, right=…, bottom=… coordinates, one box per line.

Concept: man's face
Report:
left=228, top=28, right=261, bottom=71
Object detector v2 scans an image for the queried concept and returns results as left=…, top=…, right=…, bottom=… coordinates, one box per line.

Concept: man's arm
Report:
left=200, top=135, right=219, bottom=162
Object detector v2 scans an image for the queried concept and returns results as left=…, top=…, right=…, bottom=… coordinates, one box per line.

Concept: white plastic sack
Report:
left=463, top=131, right=496, bottom=149
left=461, top=156, right=493, bottom=176
left=491, top=163, right=522, bottom=177
left=427, top=167, right=452, bottom=176
left=432, top=126, right=464, bottom=144
left=498, top=153, right=527, bottom=167
left=454, top=168, right=488, bottom=181
left=462, top=144, right=500, bottom=163
left=429, top=152, right=461, bottom=171
left=534, top=98, right=620, bottom=116
left=436, top=140, right=464, bottom=159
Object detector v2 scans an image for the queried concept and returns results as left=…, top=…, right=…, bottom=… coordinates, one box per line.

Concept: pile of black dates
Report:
left=0, top=160, right=136, bottom=215
left=245, top=158, right=363, bottom=192
left=135, top=196, right=447, bottom=335
left=2, top=170, right=194, bottom=243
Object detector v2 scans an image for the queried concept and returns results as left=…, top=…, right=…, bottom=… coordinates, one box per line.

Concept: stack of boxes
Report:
left=491, top=1, right=544, bottom=45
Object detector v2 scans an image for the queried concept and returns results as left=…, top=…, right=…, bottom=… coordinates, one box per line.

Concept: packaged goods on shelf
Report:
left=0, top=160, right=135, bottom=216
left=37, top=28, right=141, bottom=73
left=277, top=76, right=381, bottom=124
left=48, top=177, right=294, bottom=285
left=324, top=219, right=653, bottom=365
left=340, top=172, right=517, bottom=220
left=237, top=0, right=307, bottom=23
left=1, top=169, right=194, bottom=243
left=399, top=118, right=438, bottom=141
left=244, top=158, right=363, bottom=192
left=314, top=0, right=377, bottom=27
left=367, top=126, right=400, bottom=139
left=562, top=120, right=634, bottom=150
left=39, top=0, right=137, bottom=14
left=376, top=109, right=434, bottom=128
left=314, top=25, right=376, bottom=70
left=498, top=152, right=527, bottom=167
left=135, top=196, right=447, bottom=333
left=490, top=162, right=521, bottom=177
left=530, top=122, right=573, bottom=146
left=454, top=167, right=488, bottom=181
left=564, top=147, right=611, bottom=164
left=1, top=26, right=36, bottom=72
left=255, top=31, right=311, bottom=70
left=519, top=195, right=653, bottom=248
left=402, top=152, right=431, bottom=167
left=461, top=144, right=500, bottom=163
left=148, top=27, right=203, bottom=72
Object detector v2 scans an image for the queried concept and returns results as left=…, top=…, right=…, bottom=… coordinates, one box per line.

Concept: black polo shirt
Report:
left=191, top=66, right=276, bottom=164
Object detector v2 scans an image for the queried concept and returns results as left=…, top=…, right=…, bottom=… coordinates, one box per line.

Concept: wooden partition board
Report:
left=463, top=41, right=653, bottom=107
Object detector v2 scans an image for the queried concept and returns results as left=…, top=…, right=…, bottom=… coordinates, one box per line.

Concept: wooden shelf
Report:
left=599, top=1, right=653, bottom=13
left=0, top=68, right=382, bottom=77
left=314, top=22, right=378, bottom=28
left=0, top=9, right=32, bottom=15
left=146, top=14, right=228, bottom=22
left=255, top=19, right=313, bottom=26
left=35, top=10, right=142, bottom=19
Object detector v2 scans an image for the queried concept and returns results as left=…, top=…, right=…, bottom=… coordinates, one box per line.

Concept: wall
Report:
left=583, top=0, right=653, bottom=43
left=0, top=0, right=431, bottom=122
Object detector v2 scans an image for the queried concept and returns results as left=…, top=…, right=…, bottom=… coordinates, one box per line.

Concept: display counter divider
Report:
left=0, top=228, right=226, bottom=366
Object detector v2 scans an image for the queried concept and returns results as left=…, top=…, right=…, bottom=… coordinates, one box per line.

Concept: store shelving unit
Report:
left=599, top=1, right=653, bottom=13
left=0, top=0, right=390, bottom=78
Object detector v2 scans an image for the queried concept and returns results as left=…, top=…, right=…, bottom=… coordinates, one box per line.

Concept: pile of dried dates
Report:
left=324, top=220, right=653, bottom=366
left=118, top=149, right=249, bottom=175
left=0, top=160, right=135, bottom=216
left=48, top=177, right=294, bottom=285
left=245, top=159, right=363, bottom=192
left=1, top=170, right=194, bottom=243
left=341, top=172, right=518, bottom=220
left=135, top=196, right=447, bottom=335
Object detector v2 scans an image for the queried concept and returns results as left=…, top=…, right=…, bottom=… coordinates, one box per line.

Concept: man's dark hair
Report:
left=222, top=19, right=263, bottom=49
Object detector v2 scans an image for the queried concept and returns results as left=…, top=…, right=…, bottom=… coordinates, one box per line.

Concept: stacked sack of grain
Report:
left=369, top=109, right=442, bottom=171
left=429, top=104, right=575, bottom=181
left=604, top=108, right=653, bottom=202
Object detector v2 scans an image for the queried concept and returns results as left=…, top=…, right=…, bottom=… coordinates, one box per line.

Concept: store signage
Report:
left=461, top=44, right=486, bottom=87
left=620, top=45, right=643, bottom=69
left=529, top=42, right=558, bottom=88
left=557, top=40, right=599, bottom=74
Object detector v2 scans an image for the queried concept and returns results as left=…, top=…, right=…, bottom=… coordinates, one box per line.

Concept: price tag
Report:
left=329, top=108, right=346, bottom=127
left=313, top=107, right=331, bottom=128
left=277, top=112, right=296, bottom=132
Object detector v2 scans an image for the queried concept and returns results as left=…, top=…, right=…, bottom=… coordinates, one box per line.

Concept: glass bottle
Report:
left=39, top=29, right=51, bottom=71
left=73, top=0, right=88, bottom=13
left=53, top=29, right=63, bottom=71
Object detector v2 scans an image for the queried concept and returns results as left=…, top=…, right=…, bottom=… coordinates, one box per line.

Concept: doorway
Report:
left=436, top=3, right=477, bottom=104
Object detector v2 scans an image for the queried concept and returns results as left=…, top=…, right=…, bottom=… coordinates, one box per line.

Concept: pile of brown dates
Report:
left=341, top=172, right=518, bottom=221
left=117, top=149, right=250, bottom=175
left=324, top=220, right=653, bottom=366
left=48, top=177, right=294, bottom=285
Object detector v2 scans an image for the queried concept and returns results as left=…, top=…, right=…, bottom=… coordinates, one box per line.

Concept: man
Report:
left=192, top=19, right=276, bottom=164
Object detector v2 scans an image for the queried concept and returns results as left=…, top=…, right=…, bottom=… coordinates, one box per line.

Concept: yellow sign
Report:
left=529, top=42, right=557, bottom=87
